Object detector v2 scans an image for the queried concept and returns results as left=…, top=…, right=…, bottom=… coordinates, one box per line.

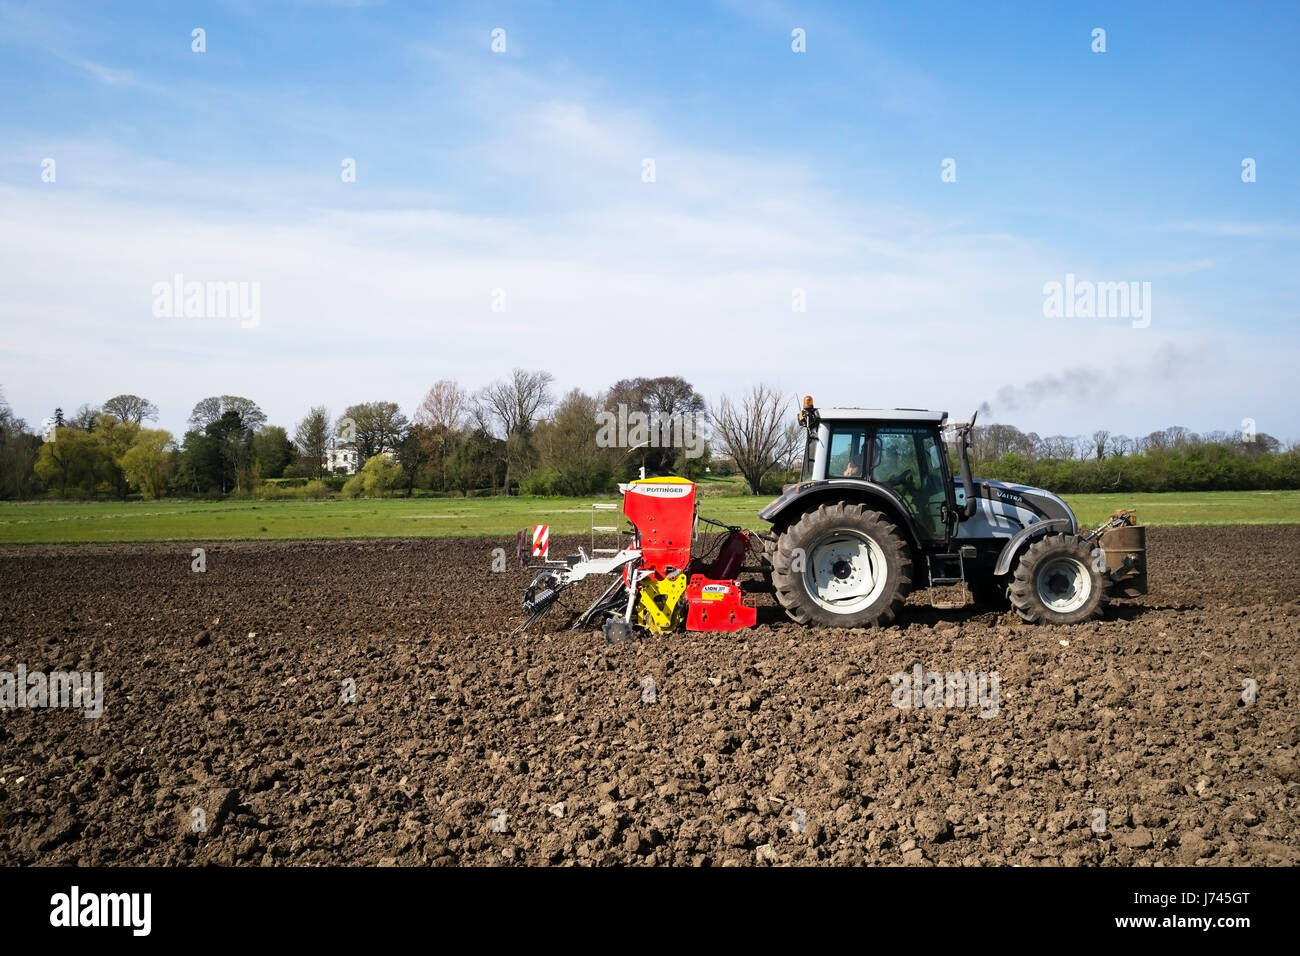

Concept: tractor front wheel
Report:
left=1009, top=534, right=1109, bottom=624
left=770, top=503, right=912, bottom=628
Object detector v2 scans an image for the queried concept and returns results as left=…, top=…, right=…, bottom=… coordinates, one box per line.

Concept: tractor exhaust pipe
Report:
left=957, top=411, right=978, bottom=519
left=958, top=446, right=976, bottom=518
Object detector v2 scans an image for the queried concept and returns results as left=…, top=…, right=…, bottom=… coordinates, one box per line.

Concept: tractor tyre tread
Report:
left=770, top=502, right=912, bottom=628
left=1008, top=533, right=1110, bottom=625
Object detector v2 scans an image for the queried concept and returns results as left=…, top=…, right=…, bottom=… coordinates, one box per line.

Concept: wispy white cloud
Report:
left=1142, top=258, right=1217, bottom=277
left=714, top=0, right=944, bottom=115
left=71, top=56, right=146, bottom=88
left=0, top=3, right=158, bottom=90
left=1159, top=220, right=1300, bottom=240
left=0, top=29, right=1292, bottom=442
left=0, top=141, right=1281, bottom=443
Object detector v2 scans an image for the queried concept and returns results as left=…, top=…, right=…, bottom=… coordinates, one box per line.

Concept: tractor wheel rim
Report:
left=1035, top=556, right=1091, bottom=613
left=803, top=530, right=888, bottom=614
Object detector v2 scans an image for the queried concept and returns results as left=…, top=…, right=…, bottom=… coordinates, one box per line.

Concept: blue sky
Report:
left=1, top=0, right=1297, bottom=442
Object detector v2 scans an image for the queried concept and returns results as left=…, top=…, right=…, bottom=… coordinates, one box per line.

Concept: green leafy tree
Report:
left=294, top=406, right=331, bottom=479
left=0, top=389, right=42, bottom=499
left=357, top=453, right=405, bottom=497
left=177, top=410, right=253, bottom=494
left=252, top=425, right=294, bottom=478
left=532, top=388, right=615, bottom=495
left=446, top=428, right=499, bottom=496
left=394, top=423, right=438, bottom=496
left=603, top=375, right=705, bottom=476
left=92, top=413, right=140, bottom=499
left=177, top=429, right=220, bottom=494
left=209, top=410, right=254, bottom=494
left=121, top=429, right=176, bottom=499
left=340, top=401, right=408, bottom=462
left=34, top=428, right=112, bottom=496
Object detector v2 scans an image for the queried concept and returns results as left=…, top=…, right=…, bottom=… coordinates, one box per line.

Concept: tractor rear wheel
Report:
left=771, top=502, right=912, bottom=628
left=1009, top=534, right=1109, bottom=624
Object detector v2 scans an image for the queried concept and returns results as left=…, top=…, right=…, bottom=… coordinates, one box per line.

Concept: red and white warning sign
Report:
left=531, top=524, right=549, bottom=559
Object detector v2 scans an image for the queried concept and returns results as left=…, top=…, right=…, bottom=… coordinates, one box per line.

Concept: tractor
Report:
left=760, top=398, right=1146, bottom=628
left=518, top=398, right=1146, bottom=639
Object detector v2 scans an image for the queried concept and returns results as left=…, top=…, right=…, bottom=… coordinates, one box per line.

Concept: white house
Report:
left=324, top=439, right=398, bottom=475
left=325, top=438, right=360, bottom=475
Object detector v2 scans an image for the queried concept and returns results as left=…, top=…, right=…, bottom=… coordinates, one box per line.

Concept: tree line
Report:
left=0, top=375, right=778, bottom=500
left=965, top=422, right=1298, bottom=493
left=0, top=380, right=1296, bottom=501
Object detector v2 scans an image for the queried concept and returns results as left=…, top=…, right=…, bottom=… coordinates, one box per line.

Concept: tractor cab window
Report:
left=871, top=426, right=949, bottom=540
left=828, top=427, right=867, bottom=478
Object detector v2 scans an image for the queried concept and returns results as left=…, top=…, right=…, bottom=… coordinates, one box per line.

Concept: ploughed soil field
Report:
left=1, top=525, right=1297, bottom=867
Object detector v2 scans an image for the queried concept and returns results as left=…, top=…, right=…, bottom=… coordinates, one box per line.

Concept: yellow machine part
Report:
left=636, top=574, right=689, bottom=634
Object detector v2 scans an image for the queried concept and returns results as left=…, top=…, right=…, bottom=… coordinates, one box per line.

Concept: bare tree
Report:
left=710, top=384, right=799, bottom=494
left=1091, top=429, right=1110, bottom=460
left=1036, top=434, right=1077, bottom=460
left=103, top=394, right=159, bottom=425
left=779, top=420, right=803, bottom=473
left=190, top=395, right=267, bottom=432
left=416, top=380, right=469, bottom=432
left=476, top=368, right=555, bottom=494
left=971, top=423, right=1037, bottom=461
left=415, top=380, right=470, bottom=490
left=1241, top=431, right=1281, bottom=456
left=643, top=376, right=705, bottom=420
left=69, top=403, right=102, bottom=431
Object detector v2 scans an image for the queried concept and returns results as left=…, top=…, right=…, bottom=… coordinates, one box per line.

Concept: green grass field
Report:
left=0, top=488, right=1297, bottom=544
